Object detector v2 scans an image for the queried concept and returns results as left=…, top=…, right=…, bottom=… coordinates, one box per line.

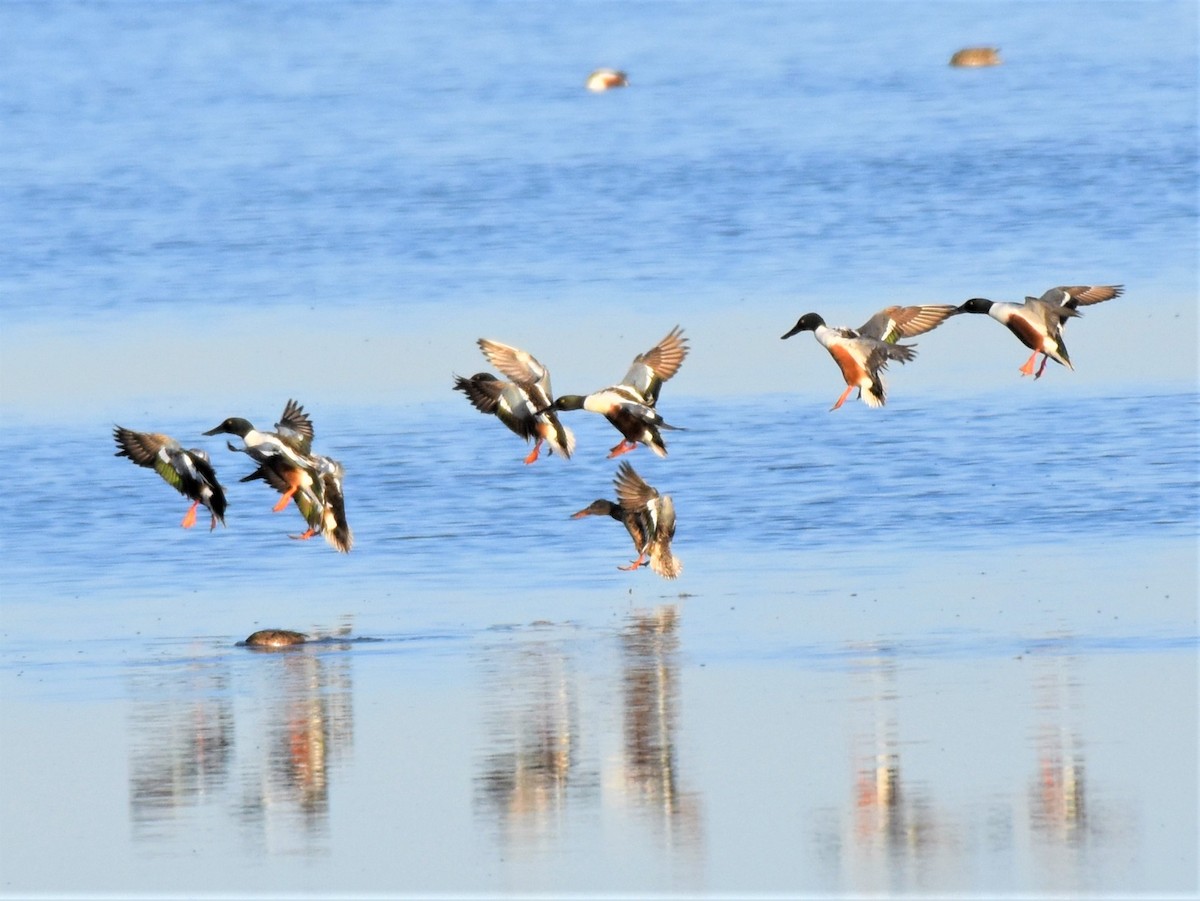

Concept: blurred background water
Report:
left=0, top=1, right=1196, bottom=896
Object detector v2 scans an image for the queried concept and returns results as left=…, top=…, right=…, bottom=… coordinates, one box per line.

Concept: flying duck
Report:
left=203, top=399, right=315, bottom=511
left=242, top=453, right=352, bottom=553
left=550, top=325, right=689, bottom=457
left=955, top=285, right=1124, bottom=378
left=464, top=340, right=576, bottom=463
left=571, top=461, right=681, bottom=579
left=113, top=426, right=227, bottom=530
left=780, top=304, right=957, bottom=409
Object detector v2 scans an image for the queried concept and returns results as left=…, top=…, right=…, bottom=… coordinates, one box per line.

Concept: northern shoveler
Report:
left=242, top=453, right=352, bottom=553
left=113, top=426, right=227, bottom=530
left=955, top=285, right=1124, bottom=379
left=571, top=461, right=681, bottom=579
left=464, top=339, right=576, bottom=464
left=586, top=68, right=629, bottom=92
left=203, top=399, right=315, bottom=512
left=950, top=47, right=1002, bottom=67
left=780, top=305, right=957, bottom=410
left=551, top=326, right=689, bottom=458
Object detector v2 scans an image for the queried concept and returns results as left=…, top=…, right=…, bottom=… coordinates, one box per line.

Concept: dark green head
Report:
left=956, top=298, right=994, bottom=315
left=203, top=416, right=255, bottom=438
left=552, top=395, right=586, bottom=412
left=781, top=313, right=826, bottom=339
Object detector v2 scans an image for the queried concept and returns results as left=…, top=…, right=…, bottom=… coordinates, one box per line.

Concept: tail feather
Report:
left=862, top=375, right=887, bottom=408
left=650, top=548, right=682, bottom=579
left=324, top=524, right=353, bottom=553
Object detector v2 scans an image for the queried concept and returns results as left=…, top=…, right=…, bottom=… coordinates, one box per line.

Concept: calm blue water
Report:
left=0, top=1, right=1195, bottom=328
left=0, top=1, right=1197, bottom=896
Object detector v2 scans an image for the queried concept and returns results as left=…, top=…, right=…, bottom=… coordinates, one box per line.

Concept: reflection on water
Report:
left=811, top=638, right=1141, bottom=894
left=610, top=606, right=703, bottom=856
left=838, top=646, right=947, bottom=892
left=1022, top=646, right=1138, bottom=892
left=474, top=607, right=703, bottom=881
left=474, top=625, right=599, bottom=845
left=1029, top=649, right=1088, bottom=850
left=128, top=635, right=354, bottom=854
left=128, top=658, right=234, bottom=842
left=235, top=644, right=355, bottom=847
left=18, top=609, right=1188, bottom=893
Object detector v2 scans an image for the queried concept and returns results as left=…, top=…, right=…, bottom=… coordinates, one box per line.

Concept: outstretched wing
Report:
left=113, top=427, right=174, bottom=468
left=477, top=339, right=550, bottom=389
left=114, top=427, right=189, bottom=493
left=453, top=372, right=506, bottom=415
left=275, top=398, right=314, bottom=454
left=620, top=326, right=689, bottom=404
left=613, top=460, right=660, bottom=512
left=859, top=305, right=958, bottom=343
left=1038, top=285, right=1124, bottom=309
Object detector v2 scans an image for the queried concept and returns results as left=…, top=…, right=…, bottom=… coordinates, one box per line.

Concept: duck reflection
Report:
left=1028, top=650, right=1089, bottom=846
left=236, top=642, right=354, bottom=844
left=609, top=606, right=703, bottom=852
left=128, top=658, right=233, bottom=838
left=474, top=626, right=598, bottom=844
left=840, top=647, right=944, bottom=888
left=127, top=634, right=354, bottom=849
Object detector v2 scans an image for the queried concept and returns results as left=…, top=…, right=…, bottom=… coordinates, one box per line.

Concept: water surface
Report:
left=0, top=1, right=1197, bottom=897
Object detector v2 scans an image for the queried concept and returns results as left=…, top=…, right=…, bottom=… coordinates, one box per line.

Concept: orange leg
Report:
left=1034, top=354, right=1051, bottom=379
left=607, top=439, right=637, bottom=458
left=272, top=488, right=297, bottom=512
left=181, top=501, right=198, bottom=529
left=289, top=528, right=317, bottom=541
left=523, top=438, right=544, bottom=465
left=618, top=553, right=648, bottom=572
left=1019, top=351, right=1039, bottom=377
left=829, top=384, right=855, bottom=411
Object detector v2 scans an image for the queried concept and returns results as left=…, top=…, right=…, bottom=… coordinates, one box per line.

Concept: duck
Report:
left=242, top=453, right=352, bottom=553
left=571, top=461, right=681, bottom=579
left=550, top=325, right=689, bottom=458
left=780, top=305, right=957, bottom=409
left=955, top=285, right=1124, bottom=379
left=586, top=68, right=629, bottom=92
left=950, top=47, right=1002, bottom=67
left=241, top=629, right=308, bottom=648
left=113, top=426, right=227, bottom=530
left=203, top=399, right=316, bottom=511
left=463, top=340, right=576, bottom=464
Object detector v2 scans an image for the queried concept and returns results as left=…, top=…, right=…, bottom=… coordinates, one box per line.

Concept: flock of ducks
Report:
left=113, top=284, right=1123, bottom=577
left=454, top=326, right=690, bottom=578
left=781, top=284, right=1123, bottom=410
left=113, top=399, right=353, bottom=553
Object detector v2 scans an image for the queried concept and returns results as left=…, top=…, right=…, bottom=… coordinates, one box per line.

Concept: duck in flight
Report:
left=205, top=399, right=351, bottom=550
left=780, top=304, right=957, bottom=410
left=459, top=339, right=575, bottom=464
left=113, top=427, right=227, bottom=530
left=203, top=399, right=315, bottom=512
left=955, top=285, right=1124, bottom=379
left=570, top=461, right=681, bottom=579
left=549, top=326, right=689, bottom=457
left=242, top=452, right=352, bottom=553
